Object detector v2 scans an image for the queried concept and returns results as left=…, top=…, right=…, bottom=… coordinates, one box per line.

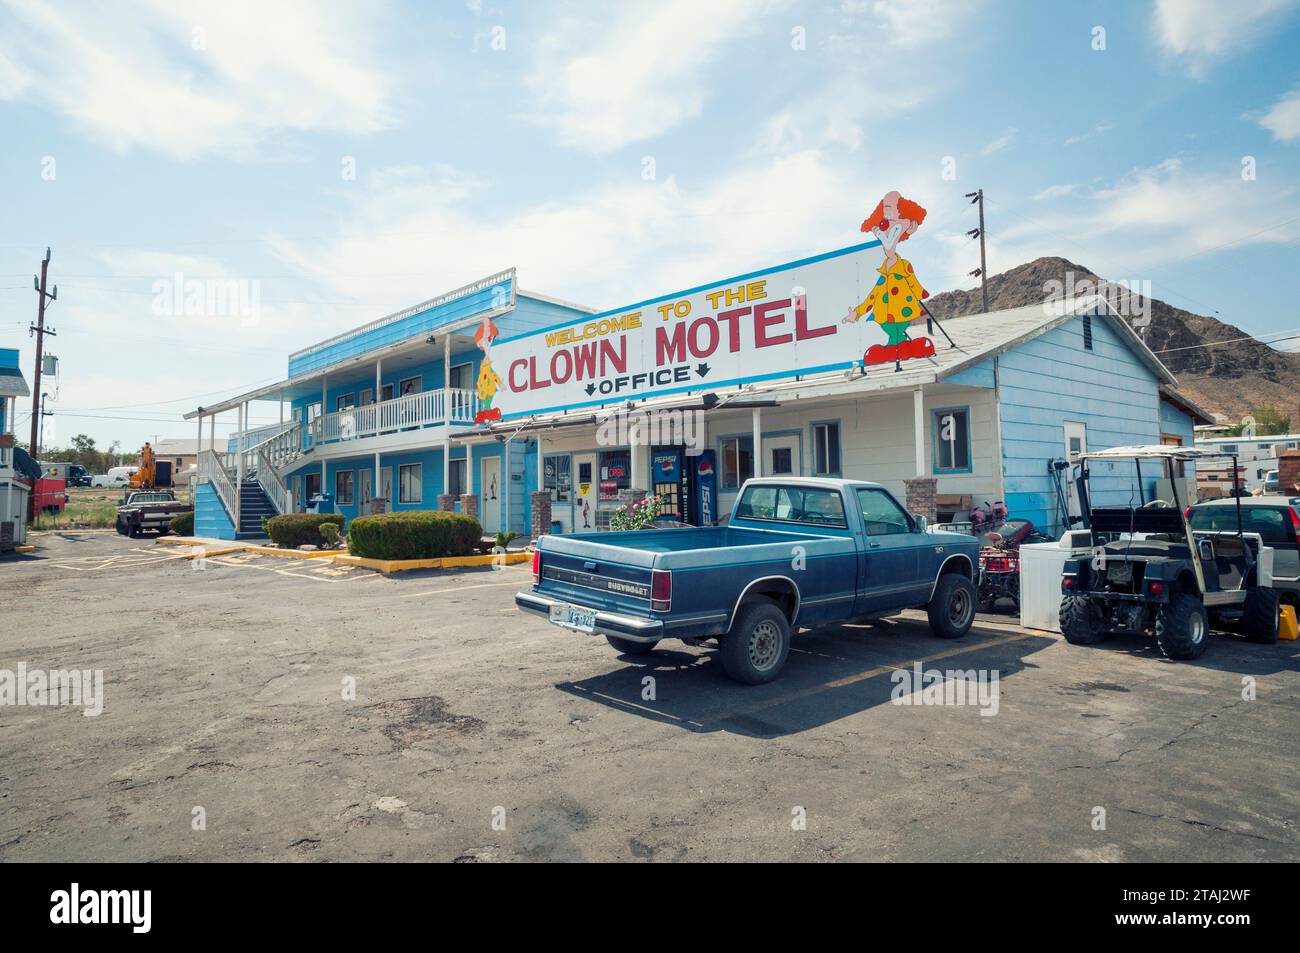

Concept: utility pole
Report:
left=28, top=247, right=57, bottom=460
left=965, top=189, right=989, bottom=313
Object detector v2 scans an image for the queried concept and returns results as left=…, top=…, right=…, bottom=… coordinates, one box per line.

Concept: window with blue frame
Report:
left=932, top=407, right=971, bottom=472
left=335, top=470, right=355, bottom=505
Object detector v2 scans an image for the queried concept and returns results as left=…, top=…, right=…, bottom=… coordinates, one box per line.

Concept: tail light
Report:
left=1183, top=507, right=1191, bottom=519
left=651, top=569, right=672, bottom=611
left=531, top=549, right=541, bottom=584
left=1062, top=575, right=1076, bottom=592
left=1147, top=580, right=1164, bottom=597
left=1290, top=508, right=1300, bottom=533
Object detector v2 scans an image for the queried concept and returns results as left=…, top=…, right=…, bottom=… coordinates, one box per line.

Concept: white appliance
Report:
left=1018, top=537, right=1080, bottom=632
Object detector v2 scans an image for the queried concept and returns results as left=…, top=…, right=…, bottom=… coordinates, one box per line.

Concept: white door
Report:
left=379, top=467, right=393, bottom=512
left=573, top=452, right=597, bottom=532
left=481, top=456, right=502, bottom=534
left=763, top=434, right=800, bottom=477
left=1063, top=421, right=1088, bottom=523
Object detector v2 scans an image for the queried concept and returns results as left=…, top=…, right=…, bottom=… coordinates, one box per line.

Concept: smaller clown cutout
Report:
left=842, top=191, right=935, bottom=368
left=474, top=313, right=504, bottom=423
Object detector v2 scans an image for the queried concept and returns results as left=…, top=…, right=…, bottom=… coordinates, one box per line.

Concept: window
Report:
left=359, top=387, right=374, bottom=405
left=735, top=485, right=847, bottom=528
left=448, top=459, right=467, bottom=498
left=1082, top=312, right=1093, bottom=350
left=335, top=393, right=355, bottom=412
left=399, top=464, right=423, bottom=503
left=1189, top=506, right=1292, bottom=545
left=1220, top=444, right=1239, bottom=454
left=720, top=436, right=754, bottom=490
left=398, top=376, right=422, bottom=397
left=449, top=362, right=473, bottom=391
left=544, top=454, right=572, bottom=502
left=335, top=470, right=355, bottom=505
left=381, top=384, right=394, bottom=402
left=855, top=487, right=913, bottom=536
left=933, top=407, right=972, bottom=472
left=770, top=447, right=793, bottom=475
left=598, top=451, right=630, bottom=502
left=812, top=422, right=841, bottom=476
left=305, top=472, right=321, bottom=502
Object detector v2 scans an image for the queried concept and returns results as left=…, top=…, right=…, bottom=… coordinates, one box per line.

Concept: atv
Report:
left=1059, top=445, right=1279, bottom=660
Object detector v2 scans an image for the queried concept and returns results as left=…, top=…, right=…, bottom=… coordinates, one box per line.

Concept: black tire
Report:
left=115, top=517, right=128, bottom=536
left=1059, top=594, right=1106, bottom=645
left=1242, top=586, right=1280, bottom=644
left=720, top=600, right=791, bottom=685
left=127, top=520, right=141, bottom=539
left=1155, top=593, right=1210, bottom=660
left=926, top=573, right=976, bottom=639
left=605, top=634, right=659, bottom=655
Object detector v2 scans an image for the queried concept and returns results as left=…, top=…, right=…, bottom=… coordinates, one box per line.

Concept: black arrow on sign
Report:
left=584, top=383, right=596, bottom=395
left=696, top=363, right=711, bottom=377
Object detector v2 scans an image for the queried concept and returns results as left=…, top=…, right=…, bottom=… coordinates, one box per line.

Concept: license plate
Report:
left=1107, top=562, right=1133, bottom=584
left=548, top=602, right=597, bottom=634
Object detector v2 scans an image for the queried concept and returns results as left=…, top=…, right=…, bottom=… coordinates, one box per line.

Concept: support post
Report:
left=374, top=450, right=381, bottom=513
left=236, top=403, right=245, bottom=529
left=913, top=387, right=925, bottom=477
left=751, top=407, right=762, bottom=479
left=443, top=335, right=452, bottom=491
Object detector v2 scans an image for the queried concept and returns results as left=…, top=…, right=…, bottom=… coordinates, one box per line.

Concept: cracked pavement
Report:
left=1, top=532, right=1297, bottom=861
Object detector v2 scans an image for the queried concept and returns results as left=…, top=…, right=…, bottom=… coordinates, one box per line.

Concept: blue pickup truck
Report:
left=516, top=477, right=980, bottom=684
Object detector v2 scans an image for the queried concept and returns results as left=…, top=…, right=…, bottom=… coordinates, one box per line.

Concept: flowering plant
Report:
left=609, top=494, right=664, bottom=532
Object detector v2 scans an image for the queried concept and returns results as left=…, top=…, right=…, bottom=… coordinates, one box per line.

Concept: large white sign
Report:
left=480, top=241, right=930, bottom=421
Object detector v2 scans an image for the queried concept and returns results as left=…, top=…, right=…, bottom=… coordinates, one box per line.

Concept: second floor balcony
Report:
left=308, top=386, right=478, bottom=448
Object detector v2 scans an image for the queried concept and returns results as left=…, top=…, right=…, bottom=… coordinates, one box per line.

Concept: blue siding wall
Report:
left=999, top=311, right=1163, bottom=536
left=195, top=482, right=236, bottom=540
left=1159, top=400, right=1195, bottom=445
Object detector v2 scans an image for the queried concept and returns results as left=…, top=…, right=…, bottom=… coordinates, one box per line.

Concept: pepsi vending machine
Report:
left=650, top=447, right=718, bottom=526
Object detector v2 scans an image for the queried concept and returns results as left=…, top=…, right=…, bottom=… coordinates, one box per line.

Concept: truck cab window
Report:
left=855, top=487, right=913, bottom=535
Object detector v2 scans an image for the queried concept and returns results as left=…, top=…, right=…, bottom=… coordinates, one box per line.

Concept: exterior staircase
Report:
left=237, top=479, right=277, bottom=538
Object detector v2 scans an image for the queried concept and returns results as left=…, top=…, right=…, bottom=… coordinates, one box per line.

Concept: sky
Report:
left=1, top=0, right=1298, bottom=452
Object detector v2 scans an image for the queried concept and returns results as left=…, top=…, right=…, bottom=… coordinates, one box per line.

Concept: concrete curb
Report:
left=155, top=536, right=344, bottom=560
left=332, top=552, right=531, bottom=574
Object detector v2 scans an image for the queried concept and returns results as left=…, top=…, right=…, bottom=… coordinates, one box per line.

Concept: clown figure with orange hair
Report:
left=473, top=313, right=505, bottom=423
left=842, top=191, right=935, bottom=367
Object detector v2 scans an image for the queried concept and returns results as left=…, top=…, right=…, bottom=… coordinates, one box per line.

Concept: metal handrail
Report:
left=256, top=448, right=293, bottom=515
left=197, top=449, right=236, bottom=520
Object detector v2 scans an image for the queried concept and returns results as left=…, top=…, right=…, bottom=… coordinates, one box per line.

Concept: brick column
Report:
left=1279, top=450, right=1300, bottom=495
left=530, top=491, right=552, bottom=540
left=904, top=477, right=938, bottom=523
left=459, top=493, right=478, bottom=520
left=437, top=493, right=456, bottom=512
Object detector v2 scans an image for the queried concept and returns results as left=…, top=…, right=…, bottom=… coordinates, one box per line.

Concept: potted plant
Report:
left=609, top=494, right=664, bottom=532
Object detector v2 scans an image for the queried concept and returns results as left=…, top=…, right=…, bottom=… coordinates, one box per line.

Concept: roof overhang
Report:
left=1158, top=384, right=1216, bottom=426
left=0, top=368, right=30, bottom=399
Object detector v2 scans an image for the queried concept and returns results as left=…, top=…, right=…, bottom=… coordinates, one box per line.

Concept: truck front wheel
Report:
left=927, top=574, right=976, bottom=639
left=605, top=634, right=659, bottom=655
left=1155, top=593, right=1209, bottom=660
left=720, top=601, right=791, bottom=685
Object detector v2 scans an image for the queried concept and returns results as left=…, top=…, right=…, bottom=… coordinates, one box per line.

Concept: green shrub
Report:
left=266, top=513, right=345, bottom=548
left=169, top=510, right=195, bottom=535
left=319, top=522, right=343, bottom=549
left=348, top=510, right=482, bottom=560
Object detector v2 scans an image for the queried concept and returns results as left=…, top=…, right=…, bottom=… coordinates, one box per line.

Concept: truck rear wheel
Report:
left=1242, top=585, right=1280, bottom=644
left=1060, top=594, right=1106, bottom=645
left=1155, top=593, right=1209, bottom=660
left=927, top=574, right=976, bottom=639
left=605, top=634, right=659, bottom=655
left=720, top=601, right=791, bottom=685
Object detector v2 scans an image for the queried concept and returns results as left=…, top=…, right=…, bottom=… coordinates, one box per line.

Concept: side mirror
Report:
left=913, top=514, right=928, bottom=533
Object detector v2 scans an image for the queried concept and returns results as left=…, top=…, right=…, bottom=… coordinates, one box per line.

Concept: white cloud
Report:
left=1258, top=86, right=1300, bottom=142
left=524, top=0, right=779, bottom=154
left=980, top=128, right=1016, bottom=156
left=1152, top=0, right=1299, bottom=74
left=1032, top=184, right=1080, bottom=201
left=868, top=0, right=979, bottom=47
left=0, top=0, right=394, bottom=159
left=0, top=47, right=28, bottom=99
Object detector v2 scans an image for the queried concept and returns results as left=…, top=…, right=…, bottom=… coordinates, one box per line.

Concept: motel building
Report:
left=188, top=243, right=1212, bottom=542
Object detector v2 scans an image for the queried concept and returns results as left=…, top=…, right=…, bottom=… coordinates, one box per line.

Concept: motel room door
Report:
left=573, top=452, right=597, bottom=532
left=359, top=469, right=373, bottom=513
left=481, top=456, right=502, bottom=534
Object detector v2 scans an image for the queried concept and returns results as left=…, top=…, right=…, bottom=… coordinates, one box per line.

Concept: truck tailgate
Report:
left=534, top=545, right=656, bottom=614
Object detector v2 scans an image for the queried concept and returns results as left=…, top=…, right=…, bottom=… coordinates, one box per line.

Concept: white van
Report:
left=91, top=466, right=137, bottom=488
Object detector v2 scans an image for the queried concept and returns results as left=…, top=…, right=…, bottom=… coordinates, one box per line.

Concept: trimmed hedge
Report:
left=169, top=510, right=194, bottom=535
left=348, top=510, right=482, bottom=560
left=266, top=513, right=345, bottom=548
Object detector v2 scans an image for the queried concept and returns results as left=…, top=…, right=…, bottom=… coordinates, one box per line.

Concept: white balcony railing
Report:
left=311, top=388, right=478, bottom=446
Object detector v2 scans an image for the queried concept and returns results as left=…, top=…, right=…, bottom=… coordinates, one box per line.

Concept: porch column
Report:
left=629, top=420, right=648, bottom=492
left=503, top=438, right=511, bottom=533
left=443, top=335, right=451, bottom=491
left=209, top=413, right=215, bottom=453
left=236, top=402, right=245, bottom=529
left=913, top=387, right=925, bottom=476
left=751, top=407, right=763, bottom=479
left=536, top=432, right=545, bottom=492
left=279, top=391, right=284, bottom=425
left=196, top=413, right=202, bottom=456
left=375, top=357, right=382, bottom=401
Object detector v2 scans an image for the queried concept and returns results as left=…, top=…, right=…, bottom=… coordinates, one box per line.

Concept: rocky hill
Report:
left=926, top=256, right=1300, bottom=424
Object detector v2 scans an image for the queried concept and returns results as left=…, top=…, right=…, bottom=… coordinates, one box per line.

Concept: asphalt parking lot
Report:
left=2, top=531, right=1297, bottom=862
